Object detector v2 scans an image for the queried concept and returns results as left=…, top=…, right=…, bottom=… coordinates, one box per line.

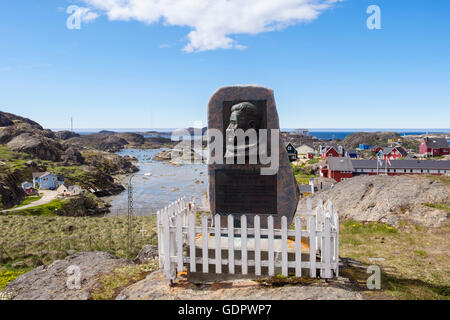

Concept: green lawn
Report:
left=340, top=220, right=449, bottom=300
left=12, top=196, right=42, bottom=209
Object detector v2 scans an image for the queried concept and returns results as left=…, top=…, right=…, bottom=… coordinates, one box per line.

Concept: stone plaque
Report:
left=215, top=169, right=277, bottom=214
left=207, top=85, right=300, bottom=228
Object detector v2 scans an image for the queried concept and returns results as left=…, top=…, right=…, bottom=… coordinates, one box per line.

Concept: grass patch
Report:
left=342, top=220, right=397, bottom=235
left=0, top=215, right=157, bottom=268
left=292, top=163, right=317, bottom=184
left=12, top=196, right=42, bottom=209
left=340, top=219, right=450, bottom=300
left=413, top=250, right=427, bottom=258
left=306, top=158, right=319, bottom=165
left=424, top=175, right=450, bottom=186
left=0, top=268, right=32, bottom=291
left=90, top=260, right=159, bottom=300
left=423, top=203, right=450, bottom=211
left=9, top=199, right=66, bottom=216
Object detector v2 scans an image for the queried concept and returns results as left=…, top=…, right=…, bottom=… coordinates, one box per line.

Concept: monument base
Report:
left=186, top=235, right=313, bottom=283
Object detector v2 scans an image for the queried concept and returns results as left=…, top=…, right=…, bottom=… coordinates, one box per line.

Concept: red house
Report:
left=419, top=137, right=450, bottom=157
left=324, top=157, right=354, bottom=182
left=325, top=159, right=450, bottom=182
left=371, top=146, right=382, bottom=153
left=382, top=146, right=407, bottom=160
left=320, top=146, right=341, bottom=159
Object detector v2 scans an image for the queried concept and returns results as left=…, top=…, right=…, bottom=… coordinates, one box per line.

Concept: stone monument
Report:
left=207, top=85, right=299, bottom=228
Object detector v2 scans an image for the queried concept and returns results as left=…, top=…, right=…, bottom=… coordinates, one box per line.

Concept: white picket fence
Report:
left=156, top=197, right=339, bottom=281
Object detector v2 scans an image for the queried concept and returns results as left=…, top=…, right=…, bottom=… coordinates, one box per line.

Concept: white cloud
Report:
left=79, top=0, right=341, bottom=52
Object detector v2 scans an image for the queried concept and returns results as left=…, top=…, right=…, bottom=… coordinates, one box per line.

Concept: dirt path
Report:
left=2, top=190, right=58, bottom=212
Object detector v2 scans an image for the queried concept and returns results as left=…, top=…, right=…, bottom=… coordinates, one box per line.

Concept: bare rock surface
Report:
left=116, top=270, right=363, bottom=300
left=1, top=252, right=130, bottom=300
left=134, top=245, right=158, bottom=264
left=298, top=175, right=449, bottom=227
left=7, top=133, right=63, bottom=161
left=55, top=130, right=80, bottom=140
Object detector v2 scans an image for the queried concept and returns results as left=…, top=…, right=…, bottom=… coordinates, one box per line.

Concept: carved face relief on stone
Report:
left=225, top=102, right=262, bottom=160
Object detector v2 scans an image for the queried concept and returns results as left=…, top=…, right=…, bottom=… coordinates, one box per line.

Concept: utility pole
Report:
left=128, top=175, right=134, bottom=252
left=71, top=117, right=73, bottom=132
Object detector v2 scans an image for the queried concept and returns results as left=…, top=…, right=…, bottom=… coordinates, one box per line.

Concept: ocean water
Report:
left=106, top=148, right=207, bottom=216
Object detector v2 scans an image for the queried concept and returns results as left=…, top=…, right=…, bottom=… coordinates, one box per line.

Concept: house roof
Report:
left=422, top=137, right=449, bottom=149
left=382, top=146, right=407, bottom=156
left=327, top=157, right=354, bottom=171
left=347, top=149, right=358, bottom=154
left=284, top=142, right=295, bottom=147
left=321, top=146, right=337, bottom=153
left=351, top=160, right=450, bottom=170
left=32, top=172, right=47, bottom=178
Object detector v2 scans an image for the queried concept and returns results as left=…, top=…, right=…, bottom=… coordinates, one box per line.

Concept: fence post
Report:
left=162, top=208, right=171, bottom=279
left=268, top=216, right=274, bottom=276
left=309, top=214, right=317, bottom=278
left=156, top=211, right=162, bottom=267
left=334, top=209, right=339, bottom=277
left=254, top=215, right=261, bottom=276
left=228, top=215, right=235, bottom=274
left=281, top=216, right=288, bottom=277
left=322, top=215, right=332, bottom=278
left=295, top=216, right=302, bottom=277
left=214, top=215, right=222, bottom=274
left=189, top=213, right=196, bottom=272
left=202, top=214, right=208, bottom=273
left=176, top=215, right=183, bottom=272
left=241, top=215, right=247, bottom=275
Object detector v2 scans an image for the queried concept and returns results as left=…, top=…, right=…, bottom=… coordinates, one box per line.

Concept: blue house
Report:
left=21, top=181, right=33, bottom=190
left=359, top=144, right=371, bottom=150
left=346, top=149, right=358, bottom=158
left=32, top=172, right=63, bottom=190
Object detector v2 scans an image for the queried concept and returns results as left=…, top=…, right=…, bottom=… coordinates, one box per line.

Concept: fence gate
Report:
left=157, top=197, right=339, bottom=281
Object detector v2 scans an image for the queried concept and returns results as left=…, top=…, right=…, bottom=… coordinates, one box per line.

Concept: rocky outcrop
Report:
left=0, top=173, right=25, bottom=209
left=153, top=150, right=172, bottom=161
left=83, top=151, right=138, bottom=175
left=341, top=132, right=400, bottom=149
left=0, top=113, right=14, bottom=127
left=298, top=175, right=449, bottom=227
left=66, top=134, right=128, bottom=152
left=115, top=133, right=145, bottom=146
left=134, top=245, right=158, bottom=264
left=0, top=111, right=43, bottom=130
left=1, top=252, right=130, bottom=300
left=7, top=133, right=63, bottom=161
left=61, top=147, right=84, bottom=165
left=55, top=131, right=80, bottom=140
left=116, top=270, right=363, bottom=300
left=60, top=195, right=109, bottom=217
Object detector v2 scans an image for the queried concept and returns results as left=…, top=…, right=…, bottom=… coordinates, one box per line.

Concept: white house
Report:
left=57, top=184, right=83, bottom=197
left=296, top=144, right=316, bottom=155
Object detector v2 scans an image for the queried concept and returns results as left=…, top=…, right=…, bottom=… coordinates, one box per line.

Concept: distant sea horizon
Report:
left=51, top=128, right=450, bottom=141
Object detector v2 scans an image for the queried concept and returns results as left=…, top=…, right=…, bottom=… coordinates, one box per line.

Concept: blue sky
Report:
left=0, top=0, right=449, bottom=130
